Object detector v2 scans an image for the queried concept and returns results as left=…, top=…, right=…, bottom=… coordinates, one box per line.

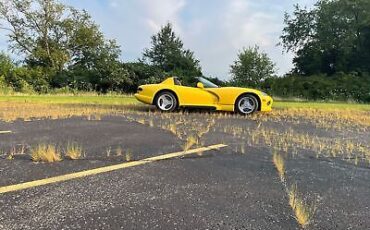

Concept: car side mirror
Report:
left=197, top=82, right=204, bottom=89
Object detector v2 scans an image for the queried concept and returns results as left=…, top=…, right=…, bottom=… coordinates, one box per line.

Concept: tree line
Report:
left=0, top=0, right=369, bottom=102
left=273, top=0, right=370, bottom=102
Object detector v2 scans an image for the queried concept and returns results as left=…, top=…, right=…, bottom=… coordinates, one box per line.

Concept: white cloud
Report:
left=180, top=0, right=288, bottom=78
left=190, top=0, right=317, bottom=78
left=138, top=0, right=186, bottom=32
left=223, top=0, right=276, bottom=48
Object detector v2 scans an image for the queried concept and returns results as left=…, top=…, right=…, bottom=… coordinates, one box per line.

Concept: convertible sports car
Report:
left=134, top=77, right=273, bottom=115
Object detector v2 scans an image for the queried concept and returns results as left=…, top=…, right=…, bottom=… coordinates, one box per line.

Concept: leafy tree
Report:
left=143, top=23, right=202, bottom=83
left=0, top=53, right=36, bottom=92
left=0, top=52, right=14, bottom=91
left=0, top=0, right=70, bottom=73
left=67, top=40, right=130, bottom=92
left=125, top=62, right=165, bottom=88
left=0, top=0, right=127, bottom=92
left=281, top=0, right=370, bottom=75
left=230, top=46, right=276, bottom=87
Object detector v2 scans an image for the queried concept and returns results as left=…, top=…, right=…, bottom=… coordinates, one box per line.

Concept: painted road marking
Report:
left=24, top=119, right=42, bottom=122
left=0, top=130, right=12, bottom=134
left=0, top=144, right=227, bottom=194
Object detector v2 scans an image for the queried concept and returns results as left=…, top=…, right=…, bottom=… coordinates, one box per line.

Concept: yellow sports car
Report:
left=135, top=77, right=273, bottom=115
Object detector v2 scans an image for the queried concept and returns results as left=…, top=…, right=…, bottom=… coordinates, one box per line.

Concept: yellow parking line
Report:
left=0, top=144, right=227, bottom=194
left=0, top=130, right=12, bottom=134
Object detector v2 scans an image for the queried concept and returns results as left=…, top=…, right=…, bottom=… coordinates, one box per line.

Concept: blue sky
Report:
left=0, top=0, right=317, bottom=80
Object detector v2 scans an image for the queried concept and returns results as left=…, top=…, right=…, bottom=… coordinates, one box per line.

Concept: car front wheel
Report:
left=155, top=91, right=178, bottom=112
left=235, top=94, right=259, bottom=115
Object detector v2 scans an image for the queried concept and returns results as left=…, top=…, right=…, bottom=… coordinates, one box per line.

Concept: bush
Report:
left=262, top=73, right=370, bottom=102
left=0, top=75, right=14, bottom=95
left=50, top=86, right=77, bottom=95
left=5, top=66, right=49, bottom=93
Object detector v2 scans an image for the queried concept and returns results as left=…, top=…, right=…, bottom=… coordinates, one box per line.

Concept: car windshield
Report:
left=197, top=77, right=219, bottom=88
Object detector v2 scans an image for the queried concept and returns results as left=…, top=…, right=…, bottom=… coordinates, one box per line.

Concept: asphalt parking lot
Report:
left=0, top=113, right=369, bottom=229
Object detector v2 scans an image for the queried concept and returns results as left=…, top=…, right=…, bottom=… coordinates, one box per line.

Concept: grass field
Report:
left=0, top=95, right=369, bottom=129
left=274, top=100, right=370, bottom=111
left=0, top=94, right=369, bottom=111
left=0, top=94, right=137, bottom=105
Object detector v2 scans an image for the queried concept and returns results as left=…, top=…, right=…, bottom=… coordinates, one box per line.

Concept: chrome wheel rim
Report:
left=158, top=94, right=174, bottom=111
left=238, top=96, right=256, bottom=114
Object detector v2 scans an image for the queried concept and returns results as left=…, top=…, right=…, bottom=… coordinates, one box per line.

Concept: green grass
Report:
left=0, top=94, right=137, bottom=105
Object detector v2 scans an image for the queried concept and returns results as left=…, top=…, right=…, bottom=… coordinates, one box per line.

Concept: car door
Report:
left=174, top=85, right=218, bottom=107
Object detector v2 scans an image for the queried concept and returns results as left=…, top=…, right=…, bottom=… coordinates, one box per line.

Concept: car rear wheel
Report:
left=155, top=91, right=177, bottom=112
left=235, top=94, right=259, bottom=115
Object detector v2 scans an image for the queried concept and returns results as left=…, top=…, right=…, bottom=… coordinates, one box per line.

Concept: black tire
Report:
left=155, top=91, right=178, bottom=112
left=235, top=94, right=259, bottom=115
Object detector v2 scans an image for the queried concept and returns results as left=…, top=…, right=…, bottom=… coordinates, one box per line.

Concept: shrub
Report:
left=262, top=73, right=370, bottom=102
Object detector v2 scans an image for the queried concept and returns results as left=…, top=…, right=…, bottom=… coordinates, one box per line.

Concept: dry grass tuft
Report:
left=106, top=147, right=112, bottom=157
left=87, top=114, right=102, bottom=121
left=125, top=149, right=133, bottom=162
left=65, top=142, right=84, bottom=160
left=116, top=146, right=123, bottom=156
left=183, top=135, right=198, bottom=152
left=288, top=184, right=316, bottom=228
left=273, top=151, right=286, bottom=181
left=169, top=123, right=177, bottom=135
left=240, top=144, right=246, bottom=154
left=6, top=146, right=16, bottom=160
left=31, top=144, right=62, bottom=163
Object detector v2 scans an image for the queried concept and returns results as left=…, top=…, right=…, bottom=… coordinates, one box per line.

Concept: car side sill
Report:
left=181, top=105, right=217, bottom=110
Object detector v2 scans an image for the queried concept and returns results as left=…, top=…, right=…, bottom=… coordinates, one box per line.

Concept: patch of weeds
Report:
left=19, top=144, right=26, bottom=155
left=169, top=123, right=177, bottom=135
left=6, top=146, right=16, bottom=160
left=125, top=149, right=133, bottom=162
left=31, top=144, right=62, bottom=163
left=240, top=144, right=246, bottom=154
left=183, top=135, right=198, bottom=152
left=87, top=114, right=102, bottom=121
left=116, top=146, right=123, bottom=156
left=137, top=119, right=145, bottom=125
left=6, top=144, right=27, bottom=160
left=66, top=142, right=84, bottom=160
left=273, top=151, right=286, bottom=182
left=288, top=184, right=316, bottom=228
